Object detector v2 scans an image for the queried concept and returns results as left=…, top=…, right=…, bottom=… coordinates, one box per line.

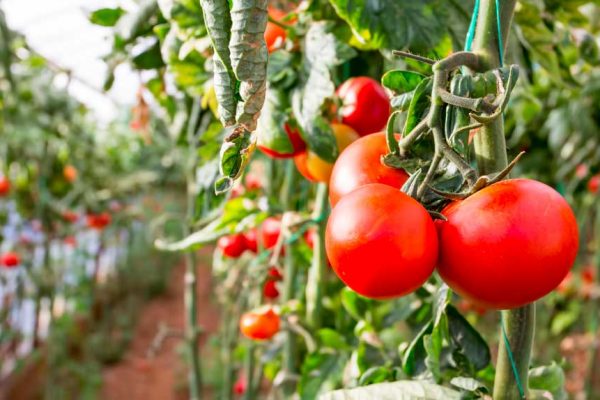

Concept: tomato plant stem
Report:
left=470, top=1, right=533, bottom=399
left=185, top=100, right=203, bottom=400
left=306, top=183, right=328, bottom=328
left=281, top=161, right=298, bottom=396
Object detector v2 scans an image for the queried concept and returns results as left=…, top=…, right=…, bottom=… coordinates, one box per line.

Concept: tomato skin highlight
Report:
left=258, top=123, right=306, bottom=159
left=239, top=307, right=280, bottom=340
left=1, top=252, right=20, bottom=268
left=336, top=77, right=390, bottom=137
left=218, top=234, right=248, bottom=258
left=437, top=178, right=579, bottom=310
left=329, top=132, right=409, bottom=206
left=325, top=183, right=438, bottom=299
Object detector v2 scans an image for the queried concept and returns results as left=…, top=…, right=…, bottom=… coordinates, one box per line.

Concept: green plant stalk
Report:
left=243, top=343, right=256, bottom=400
left=586, top=203, right=600, bottom=398
left=471, top=1, right=534, bottom=399
left=281, top=160, right=297, bottom=396
left=185, top=100, right=203, bottom=400
left=306, top=183, right=328, bottom=329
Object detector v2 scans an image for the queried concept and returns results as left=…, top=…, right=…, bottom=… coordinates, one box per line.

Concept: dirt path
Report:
left=100, top=252, right=220, bottom=400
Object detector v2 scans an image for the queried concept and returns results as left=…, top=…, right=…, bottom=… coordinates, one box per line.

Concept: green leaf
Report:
left=89, top=8, right=125, bottom=27
left=446, top=306, right=490, bottom=371
left=402, top=320, right=432, bottom=376
left=327, top=0, right=446, bottom=51
left=528, top=363, right=567, bottom=400
left=358, top=366, right=391, bottom=386
left=382, top=70, right=425, bottom=95
left=449, top=377, right=488, bottom=393
left=403, top=77, right=432, bottom=135
left=341, top=288, right=371, bottom=320
left=319, top=380, right=462, bottom=400
left=132, top=39, right=165, bottom=70
left=317, top=328, right=349, bottom=350
left=217, top=127, right=255, bottom=190
left=299, top=353, right=345, bottom=400
left=154, top=217, right=226, bottom=251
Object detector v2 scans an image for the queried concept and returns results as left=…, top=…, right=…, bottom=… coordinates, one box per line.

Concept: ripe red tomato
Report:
left=264, top=8, right=288, bottom=52
left=1, top=252, right=20, bottom=268
left=294, top=123, right=359, bottom=183
left=437, top=179, right=579, bottom=310
left=0, top=176, right=10, bottom=196
left=63, top=165, right=78, bottom=183
left=233, top=373, right=246, bottom=395
left=263, top=280, right=280, bottom=299
left=243, top=229, right=258, bottom=253
left=581, top=265, right=595, bottom=284
left=325, top=183, right=438, bottom=299
left=588, top=174, right=600, bottom=194
left=239, top=306, right=280, bottom=340
left=267, top=266, right=283, bottom=281
left=304, top=228, right=316, bottom=249
left=64, top=236, right=77, bottom=247
left=336, top=77, right=390, bottom=137
left=87, top=213, right=111, bottom=230
left=244, top=174, right=262, bottom=191
left=329, top=132, right=409, bottom=206
left=258, top=123, right=306, bottom=159
left=261, top=217, right=281, bottom=250
left=218, top=234, right=248, bottom=258
left=63, top=211, right=79, bottom=223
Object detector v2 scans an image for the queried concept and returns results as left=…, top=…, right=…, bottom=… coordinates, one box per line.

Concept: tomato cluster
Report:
left=218, top=217, right=282, bottom=259
left=86, top=212, right=112, bottom=230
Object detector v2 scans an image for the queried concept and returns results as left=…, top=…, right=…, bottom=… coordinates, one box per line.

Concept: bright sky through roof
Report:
left=3, top=0, right=141, bottom=122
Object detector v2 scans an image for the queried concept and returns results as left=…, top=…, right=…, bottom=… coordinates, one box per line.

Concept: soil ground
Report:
left=100, top=252, right=220, bottom=400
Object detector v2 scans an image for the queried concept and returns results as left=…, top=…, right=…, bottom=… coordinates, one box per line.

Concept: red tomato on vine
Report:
left=218, top=234, right=248, bottom=258
left=437, top=179, right=579, bottom=310
left=62, top=211, right=79, bottom=223
left=329, top=132, right=409, bottom=206
left=243, top=229, right=258, bottom=253
left=336, top=77, right=390, bottom=137
left=63, top=165, right=78, bottom=183
left=264, top=8, right=290, bottom=53
left=258, top=122, right=306, bottom=159
left=588, top=174, right=600, bottom=194
left=87, top=213, right=111, bottom=230
left=294, top=123, right=359, bottom=183
left=1, top=252, right=20, bottom=268
left=239, top=306, right=280, bottom=340
left=263, top=280, right=280, bottom=299
left=0, top=176, right=10, bottom=196
left=326, top=183, right=438, bottom=299
left=260, top=217, right=282, bottom=250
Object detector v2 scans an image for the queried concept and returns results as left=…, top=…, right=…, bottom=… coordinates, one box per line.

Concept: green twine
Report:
left=500, top=316, right=526, bottom=399
left=464, top=0, right=480, bottom=52
left=495, top=0, right=504, bottom=66
left=464, top=0, right=504, bottom=66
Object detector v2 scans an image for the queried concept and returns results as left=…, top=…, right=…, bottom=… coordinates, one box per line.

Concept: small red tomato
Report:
left=457, top=298, right=488, bottom=316
left=258, top=122, right=306, bottom=159
left=218, top=234, right=248, bottom=258
left=329, top=132, right=409, bottom=206
left=245, top=174, right=262, bottom=191
left=575, top=164, right=588, bottom=178
left=588, top=175, right=600, bottom=194
left=264, top=8, right=289, bottom=53
left=239, top=306, right=280, bottom=340
left=0, top=176, right=10, bottom=196
left=336, top=77, right=390, bottom=137
left=557, top=271, right=575, bottom=295
left=63, top=165, right=78, bottom=183
left=87, top=213, right=111, bottom=230
left=267, top=266, right=283, bottom=281
left=326, top=183, right=438, bottom=299
left=304, top=228, right=316, bottom=249
left=581, top=265, right=595, bottom=284
left=243, top=229, right=258, bottom=253
left=64, top=236, right=77, bottom=247
left=263, top=280, right=280, bottom=299
left=437, top=179, right=579, bottom=310
left=233, top=373, right=246, bottom=395
left=261, top=217, right=281, bottom=250
left=230, top=185, right=245, bottom=198
left=62, top=211, right=79, bottom=223
left=1, top=252, right=20, bottom=268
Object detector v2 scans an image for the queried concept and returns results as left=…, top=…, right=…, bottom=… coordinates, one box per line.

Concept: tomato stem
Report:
left=306, top=183, right=329, bottom=328
left=468, top=1, right=533, bottom=399
left=282, top=160, right=298, bottom=395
